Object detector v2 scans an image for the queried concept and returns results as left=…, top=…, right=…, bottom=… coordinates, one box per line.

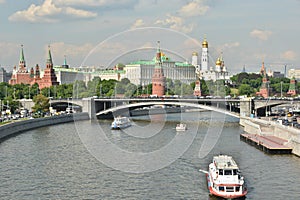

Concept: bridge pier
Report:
left=82, top=98, right=95, bottom=119
left=240, top=98, right=254, bottom=117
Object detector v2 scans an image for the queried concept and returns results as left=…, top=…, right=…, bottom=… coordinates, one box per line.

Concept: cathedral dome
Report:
left=216, top=58, right=221, bottom=66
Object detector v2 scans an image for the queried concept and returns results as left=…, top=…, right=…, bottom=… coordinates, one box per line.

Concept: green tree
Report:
left=2, top=96, right=19, bottom=114
left=32, top=94, right=50, bottom=114
left=73, top=80, right=87, bottom=98
left=238, top=84, right=254, bottom=96
left=124, top=83, right=136, bottom=97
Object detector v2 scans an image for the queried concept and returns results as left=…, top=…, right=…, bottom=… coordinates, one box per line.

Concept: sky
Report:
left=0, top=0, right=299, bottom=74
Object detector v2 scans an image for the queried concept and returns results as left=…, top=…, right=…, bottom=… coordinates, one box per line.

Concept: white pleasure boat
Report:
left=111, top=116, right=131, bottom=129
left=207, top=155, right=247, bottom=199
left=176, top=123, right=187, bottom=131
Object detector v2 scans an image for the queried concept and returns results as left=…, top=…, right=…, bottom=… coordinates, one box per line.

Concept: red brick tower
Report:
left=256, top=71, right=269, bottom=98
left=152, top=41, right=166, bottom=97
left=259, top=61, right=266, bottom=76
left=37, top=46, right=59, bottom=89
left=287, top=77, right=296, bottom=96
left=9, top=45, right=33, bottom=85
left=194, top=80, right=201, bottom=96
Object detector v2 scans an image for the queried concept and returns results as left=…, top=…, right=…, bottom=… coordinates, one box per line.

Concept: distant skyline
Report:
left=0, top=0, right=299, bottom=74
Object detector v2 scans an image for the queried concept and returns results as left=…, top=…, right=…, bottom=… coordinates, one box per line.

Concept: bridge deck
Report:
left=240, top=134, right=292, bottom=154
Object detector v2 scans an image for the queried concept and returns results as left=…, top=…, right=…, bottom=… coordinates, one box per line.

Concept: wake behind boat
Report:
left=111, top=116, right=131, bottom=130
left=207, top=155, right=247, bottom=199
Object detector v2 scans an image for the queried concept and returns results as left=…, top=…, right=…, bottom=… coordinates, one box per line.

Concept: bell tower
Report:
left=201, top=36, right=208, bottom=71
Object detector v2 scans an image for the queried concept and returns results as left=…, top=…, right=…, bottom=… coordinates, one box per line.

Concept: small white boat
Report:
left=176, top=123, right=187, bottom=131
left=111, top=116, right=131, bottom=130
left=206, top=155, right=247, bottom=199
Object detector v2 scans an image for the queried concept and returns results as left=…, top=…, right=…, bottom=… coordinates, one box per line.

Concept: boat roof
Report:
left=213, top=155, right=239, bottom=169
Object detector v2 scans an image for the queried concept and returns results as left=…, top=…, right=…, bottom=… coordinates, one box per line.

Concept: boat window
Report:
left=235, top=186, right=240, bottom=192
left=224, top=170, right=232, bottom=175
left=219, top=186, right=225, bottom=192
left=233, top=169, right=237, bottom=175
left=226, top=187, right=234, bottom=192
left=219, top=169, right=223, bottom=175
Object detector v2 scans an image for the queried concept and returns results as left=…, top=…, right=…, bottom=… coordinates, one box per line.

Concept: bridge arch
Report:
left=50, top=99, right=83, bottom=112
left=96, top=101, right=239, bottom=118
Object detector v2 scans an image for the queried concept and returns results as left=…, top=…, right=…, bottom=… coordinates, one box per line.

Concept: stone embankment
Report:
left=240, top=117, right=300, bottom=156
left=0, top=112, right=89, bottom=141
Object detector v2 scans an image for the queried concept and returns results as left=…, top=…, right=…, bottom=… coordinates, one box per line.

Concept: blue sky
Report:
left=0, top=0, right=299, bottom=74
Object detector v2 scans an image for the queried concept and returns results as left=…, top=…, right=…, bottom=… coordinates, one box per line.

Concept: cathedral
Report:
left=9, top=45, right=59, bottom=89
left=192, top=37, right=230, bottom=82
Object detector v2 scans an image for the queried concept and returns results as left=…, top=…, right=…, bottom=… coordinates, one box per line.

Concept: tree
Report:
left=238, top=84, right=254, bottom=96
left=73, top=80, right=87, bottom=98
left=32, top=94, right=50, bottom=114
left=3, top=96, right=19, bottom=114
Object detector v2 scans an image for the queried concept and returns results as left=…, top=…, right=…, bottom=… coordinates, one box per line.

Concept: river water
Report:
left=0, top=111, right=300, bottom=200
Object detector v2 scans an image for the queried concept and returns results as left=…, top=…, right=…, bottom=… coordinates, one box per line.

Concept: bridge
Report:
left=19, top=97, right=296, bottom=119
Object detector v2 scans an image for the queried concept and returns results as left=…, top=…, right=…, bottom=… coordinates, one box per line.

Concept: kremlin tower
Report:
left=259, top=61, right=266, bottom=75
left=37, top=46, right=59, bottom=89
left=9, top=45, right=59, bottom=89
left=152, top=41, right=166, bottom=97
left=287, top=77, right=297, bottom=96
left=256, top=66, right=269, bottom=98
left=9, top=45, right=34, bottom=85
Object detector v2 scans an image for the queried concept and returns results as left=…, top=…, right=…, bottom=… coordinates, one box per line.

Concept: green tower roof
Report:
left=20, top=44, right=25, bottom=63
left=47, top=45, right=53, bottom=65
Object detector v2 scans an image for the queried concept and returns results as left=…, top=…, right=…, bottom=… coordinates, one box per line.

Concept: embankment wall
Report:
left=0, top=112, right=89, bottom=141
left=240, top=117, right=300, bottom=156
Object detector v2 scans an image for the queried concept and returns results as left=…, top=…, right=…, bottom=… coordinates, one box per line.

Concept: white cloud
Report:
left=280, top=50, right=297, bottom=61
left=64, top=7, right=97, bottom=18
left=0, top=42, right=19, bottom=63
left=155, top=14, right=194, bottom=33
left=222, top=42, right=240, bottom=49
left=53, top=0, right=136, bottom=7
left=179, top=0, right=209, bottom=17
left=0, top=0, right=5, bottom=4
left=250, top=29, right=272, bottom=41
left=8, top=0, right=97, bottom=23
left=131, top=19, right=145, bottom=29
left=50, top=42, right=93, bottom=57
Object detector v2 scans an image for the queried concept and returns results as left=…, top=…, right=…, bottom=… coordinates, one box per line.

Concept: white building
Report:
left=124, top=54, right=196, bottom=86
left=288, top=69, right=300, bottom=80
left=193, top=37, right=230, bottom=82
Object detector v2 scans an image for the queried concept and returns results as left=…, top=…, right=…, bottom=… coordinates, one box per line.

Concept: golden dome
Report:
left=202, top=38, right=208, bottom=48
left=192, top=52, right=198, bottom=56
left=216, top=58, right=221, bottom=65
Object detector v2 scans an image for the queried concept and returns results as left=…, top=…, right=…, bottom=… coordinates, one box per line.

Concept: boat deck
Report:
left=240, top=134, right=292, bottom=154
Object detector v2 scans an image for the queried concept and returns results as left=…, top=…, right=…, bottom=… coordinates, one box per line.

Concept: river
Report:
left=0, top=111, right=300, bottom=199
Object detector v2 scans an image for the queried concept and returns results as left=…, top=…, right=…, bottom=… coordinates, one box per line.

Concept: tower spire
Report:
left=19, top=44, right=26, bottom=71
left=64, top=55, right=67, bottom=65
left=46, top=45, right=53, bottom=68
left=20, top=44, right=25, bottom=63
left=156, top=41, right=162, bottom=64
